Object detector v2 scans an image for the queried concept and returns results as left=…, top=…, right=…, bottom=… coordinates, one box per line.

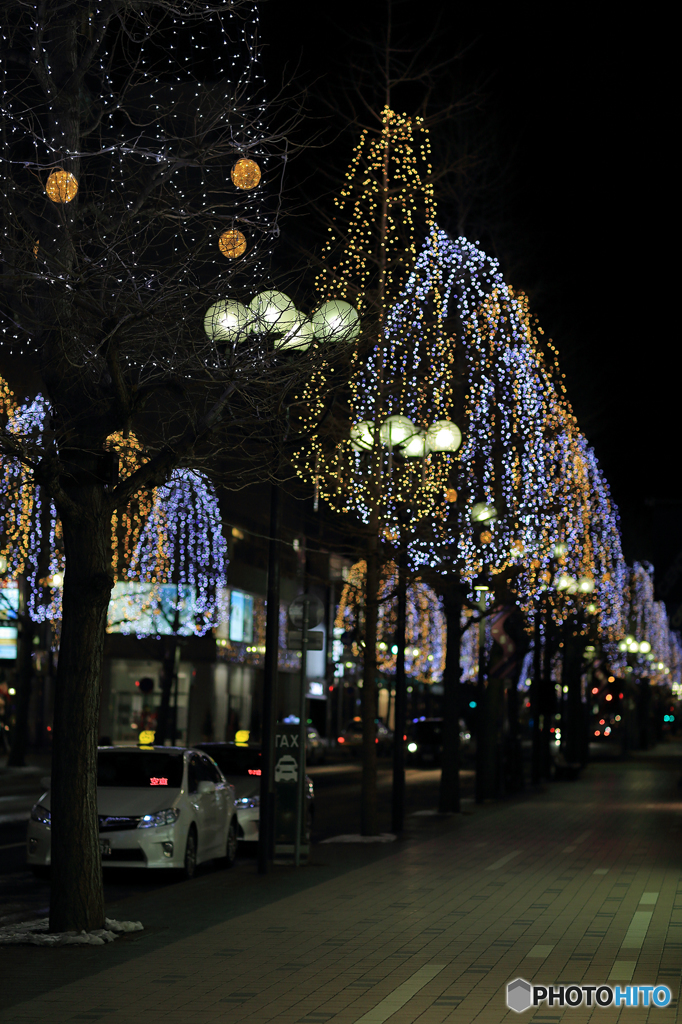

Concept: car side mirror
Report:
left=197, top=780, right=216, bottom=795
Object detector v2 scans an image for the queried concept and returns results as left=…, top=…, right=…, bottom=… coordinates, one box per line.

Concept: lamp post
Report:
left=469, top=502, right=498, bottom=803
left=351, top=412, right=463, bottom=832
left=553, top=572, right=597, bottom=774
left=617, top=635, right=654, bottom=752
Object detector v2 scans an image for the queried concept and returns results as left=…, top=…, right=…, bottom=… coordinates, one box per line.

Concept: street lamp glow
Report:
left=426, top=419, right=462, bottom=453
left=203, top=299, right=251, bottom=342
left=402, top=430, right=428, bottom=457
left=350, top=421, right=374, bottom=451
left=275, top=312, right=314, bottom=351
left=379, top=415, right=415, bottom=448
left=311, top=299, right=360, bottom=343
left=471, top=502, right=498, bottom=523
left=249, top=290, right=298, bottom=335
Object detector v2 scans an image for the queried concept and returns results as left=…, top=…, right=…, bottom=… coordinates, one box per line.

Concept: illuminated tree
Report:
left=335, top=559, right=446, bottom=686
left=0, top=0, right=313, bottom=932
left=292, top=106, right=470, bottom=833
left=113, top=467, right=228, bottom=743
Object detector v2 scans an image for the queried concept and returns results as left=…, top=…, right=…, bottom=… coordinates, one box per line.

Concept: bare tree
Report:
left=0, top=0, right=323, bottom=932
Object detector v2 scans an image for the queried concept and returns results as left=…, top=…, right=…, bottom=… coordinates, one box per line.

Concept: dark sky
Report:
left=261, top=2, right=676, bottom=574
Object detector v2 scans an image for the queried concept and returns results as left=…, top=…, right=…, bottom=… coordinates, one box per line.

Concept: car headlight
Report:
left=407, top=742, right=418, bottom=753
left=237, top=796, right=260, bottom=809
left=30, top=804, right=51, bottom=828
left=137, top=808, right=180, bottom=828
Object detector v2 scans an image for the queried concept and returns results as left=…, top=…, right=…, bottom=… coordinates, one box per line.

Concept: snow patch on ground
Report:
left=320, top=833, right=396, bottom=844
left=0, top=917, right=144, bottom=946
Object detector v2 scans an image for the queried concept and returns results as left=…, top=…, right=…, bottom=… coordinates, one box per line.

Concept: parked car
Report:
left=405, top=717, right=472, bottom=766
left=26, top=746, right=238, bottom=879
left=195, top=742, right=315, bottom=844
left=337, top=717, right=393, bottom=756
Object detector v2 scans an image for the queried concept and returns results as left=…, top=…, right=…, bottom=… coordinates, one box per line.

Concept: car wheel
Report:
left=181, top=827, right=197, bottom=880
left=223, top=817, right=238, bottom=868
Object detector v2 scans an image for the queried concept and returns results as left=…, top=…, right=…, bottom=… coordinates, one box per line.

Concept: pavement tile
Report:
left=2, top=751, right=681, bottom=1023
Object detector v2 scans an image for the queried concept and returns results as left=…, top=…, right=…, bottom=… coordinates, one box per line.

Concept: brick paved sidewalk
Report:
left=1, top=751, right=681, bottom=1024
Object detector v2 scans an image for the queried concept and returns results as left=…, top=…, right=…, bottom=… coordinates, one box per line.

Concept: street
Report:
left=0, top=758, right=475, bottom=929
left=1, top=745, right=680, bottom=1023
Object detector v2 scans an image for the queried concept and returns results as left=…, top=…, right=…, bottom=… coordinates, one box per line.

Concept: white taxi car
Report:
left=196, top=742, right=314, bottom=844
left=27, top=746, right=238, bottom=878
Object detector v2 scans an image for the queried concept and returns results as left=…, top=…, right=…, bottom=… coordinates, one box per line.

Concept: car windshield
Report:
left=199, top=745, right=262, bottom=777
left=97, top=750, right=184, bottom=788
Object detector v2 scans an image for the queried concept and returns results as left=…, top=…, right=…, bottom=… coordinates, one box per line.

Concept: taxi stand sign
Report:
left=273, top=725, right=308, bottom=860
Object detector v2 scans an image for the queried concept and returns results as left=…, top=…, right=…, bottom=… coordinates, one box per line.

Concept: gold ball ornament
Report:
left=480, top=530, right=492, bottom=545
left=231, top=158, right=261, bottom=190
left=45, top=170, right=78, bottom=203
left=445, top=488, right=458, bottom=503
left=218, top=229, right=247, bottom=259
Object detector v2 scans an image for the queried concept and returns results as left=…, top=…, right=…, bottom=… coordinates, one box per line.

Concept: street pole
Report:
left=294, top=596, right=309, bottom=867
left=439, top=583, right=462, bottom=813
left=475, top=588, right=488, bottom=803
left=531, top=596, right=543, bottom=784
left=258, top=483, right=280, bottom=875
left=391, top=543, right=407, bottom=834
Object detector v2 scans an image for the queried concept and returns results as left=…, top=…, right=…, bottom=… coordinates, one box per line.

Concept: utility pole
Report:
left=258, top=483, right=280, bottom=874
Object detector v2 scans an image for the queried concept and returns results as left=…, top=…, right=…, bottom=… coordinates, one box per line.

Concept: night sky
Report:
left=262, top=2, right=677, bottom=580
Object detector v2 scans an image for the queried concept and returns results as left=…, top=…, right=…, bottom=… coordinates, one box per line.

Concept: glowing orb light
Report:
left=45, top=170, right=78, bottom=203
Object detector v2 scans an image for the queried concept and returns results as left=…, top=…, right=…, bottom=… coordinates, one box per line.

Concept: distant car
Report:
left=406, top=717, right=472, bottom=766
left=306, top=725, right=326, bottom=765
left=26, top=747, right=238, bottom=879
left=195, top=742, right=314, bottom=844
left=337, top=717, right=393, bottom=756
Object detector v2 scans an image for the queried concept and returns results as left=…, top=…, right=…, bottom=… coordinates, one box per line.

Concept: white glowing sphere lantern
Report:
left=350, top=421, right=375, bottom=451
left=402, top=430, right=428, bottom=458
left=275, top=312, right=315, bottom=352
left=249, top=290, right=298, bottom=336
left=379, top=415, right=415, bottom=448
left=426, top=419, right=462, bottom=453
left=311, top=300, right=360, bottom=343
left=203, top=300, right=251, bottom=343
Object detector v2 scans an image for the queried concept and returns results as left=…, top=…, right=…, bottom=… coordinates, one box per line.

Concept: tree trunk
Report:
left=361, top=534, right=379, bottom=835
left=155, top=636, right=179, bottom=746
left=439, top=586, right=462, bottom=813
left=259, top=482, right=280, bottom=873
left=7, top=603, right=34, bottom=768
left=391, top=544, right=407, bottom=833
left=49, top=490, right=113, bottom=933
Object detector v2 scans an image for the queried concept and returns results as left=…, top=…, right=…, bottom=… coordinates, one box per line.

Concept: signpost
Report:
left=273, top=724, right=307, bottom=859
left=277, top=594, right=325, bottom=866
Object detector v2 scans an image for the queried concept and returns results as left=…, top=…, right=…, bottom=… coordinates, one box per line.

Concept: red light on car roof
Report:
left=337, top=737, right=345, bottom=743
left=619, top=693, right=623, bottom=699
left=402, top=735, right=407, bottom=741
